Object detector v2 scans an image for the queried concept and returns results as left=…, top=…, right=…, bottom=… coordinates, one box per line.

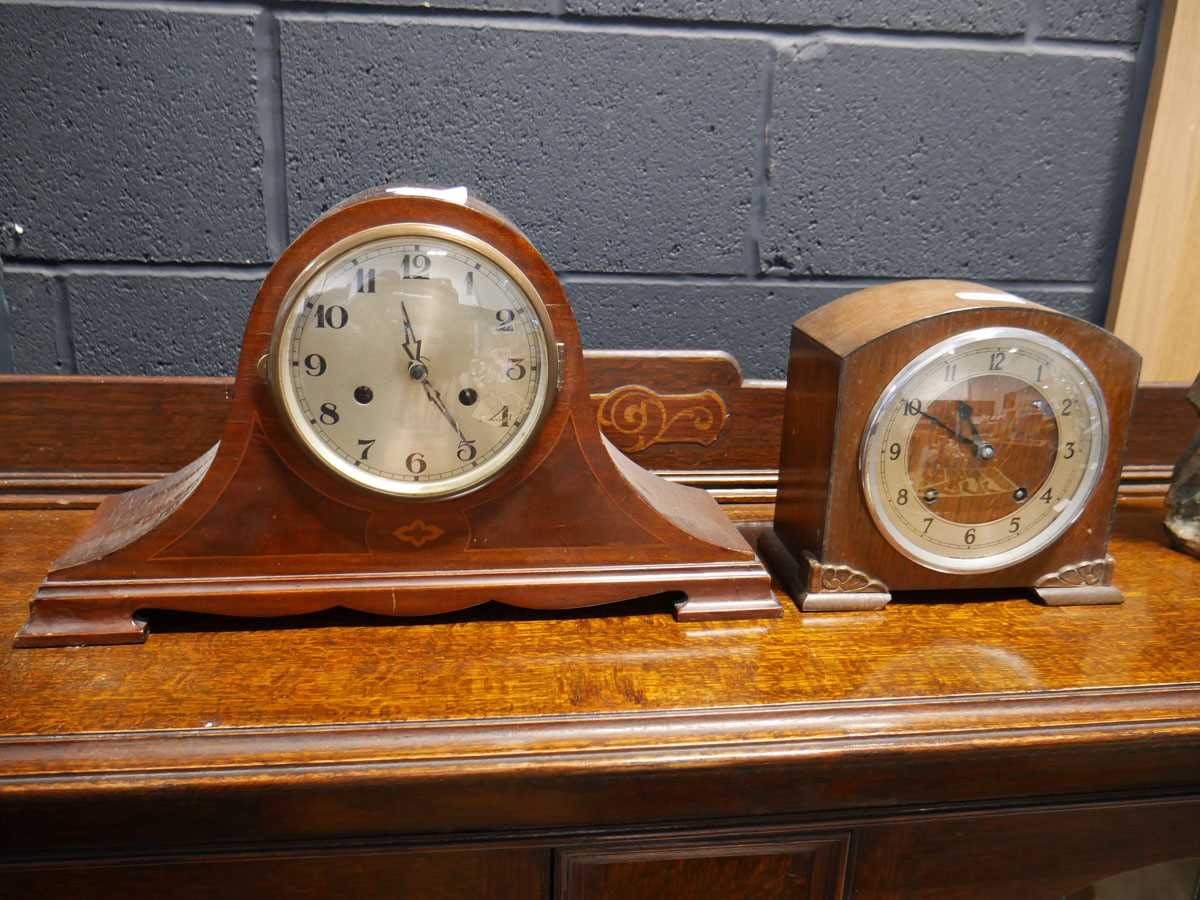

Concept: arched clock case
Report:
left=16, top=187, right=778, bottom=647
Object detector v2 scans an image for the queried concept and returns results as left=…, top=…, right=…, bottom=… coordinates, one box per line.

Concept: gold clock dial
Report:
left=271, top=224, right=556, bottom=498
left=860, top=327, right=1108, bottom=573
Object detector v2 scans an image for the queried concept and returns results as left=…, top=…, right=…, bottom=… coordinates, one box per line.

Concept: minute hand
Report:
left=420, top=377, right=469, bottom=443
left=917, top=409, right=975, bottom=448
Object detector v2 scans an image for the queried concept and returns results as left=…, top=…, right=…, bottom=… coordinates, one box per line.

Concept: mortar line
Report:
left=0, top=261, right=13, bottom=373
left=4, top=261, right=273, bottom=279
left=255, top=8, right=290, bottom=258
left=746, top=43, right=775, bottom=278
left=3, top=261, right=1099, bottom=293
left=54, top=276, right=78, bottom=374
left=271, top=5, right=1138, bottom=58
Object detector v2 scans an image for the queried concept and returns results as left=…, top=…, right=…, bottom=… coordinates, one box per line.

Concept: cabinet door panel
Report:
left=558, top=831, right=849, bottom=900
left=851, top=797, right=1200, bottom=899
left=4, top=846, right=549, bottom=900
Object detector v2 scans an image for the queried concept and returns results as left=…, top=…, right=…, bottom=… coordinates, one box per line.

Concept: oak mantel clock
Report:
left=16, top=186, right=778, bottom=647
left=760, top=280, right=1140, bottom=611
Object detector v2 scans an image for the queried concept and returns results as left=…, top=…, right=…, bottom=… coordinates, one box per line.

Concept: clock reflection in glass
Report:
left=271, top=225, right=556, bottom=499
left=861, top=328, right=1108, bottom=574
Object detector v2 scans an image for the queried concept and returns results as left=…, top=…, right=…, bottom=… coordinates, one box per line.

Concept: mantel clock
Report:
left=17, top=186, right=778, bottom=647
left=760, top=280, right=1140, bottom=611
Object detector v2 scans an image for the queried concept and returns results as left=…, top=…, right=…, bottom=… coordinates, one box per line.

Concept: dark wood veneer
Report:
left=14, top=197, right=778, bottom=647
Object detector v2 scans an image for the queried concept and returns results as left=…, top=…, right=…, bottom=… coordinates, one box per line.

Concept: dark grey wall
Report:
left=0, top=0, right=1153, bottom=379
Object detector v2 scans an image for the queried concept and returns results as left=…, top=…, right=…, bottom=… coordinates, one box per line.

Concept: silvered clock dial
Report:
left=270, top=224, right=557, bottom=498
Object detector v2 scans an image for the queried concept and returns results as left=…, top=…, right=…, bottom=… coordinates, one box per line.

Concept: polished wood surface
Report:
left=771, top=281, right=1142, bottom=608
left=2, top=497, right=1199, bottom=856
left=1108, top=0, right=1200, bottom=382
left=0, top=367, right=1188, bottom=509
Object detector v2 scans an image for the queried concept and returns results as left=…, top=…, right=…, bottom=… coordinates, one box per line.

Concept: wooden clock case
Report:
left=15, top=188, right=778, bottom=647
left=760, top=279, right=1141, bottom=612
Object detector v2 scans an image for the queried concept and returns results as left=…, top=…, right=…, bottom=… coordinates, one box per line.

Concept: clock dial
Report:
left=272, top=225, right=556, bottom=498
left=861, top=327, right=1108, bottom=573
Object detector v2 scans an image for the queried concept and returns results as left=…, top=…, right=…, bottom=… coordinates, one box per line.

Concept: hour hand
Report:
left=400, top=301, right=422, bottom=361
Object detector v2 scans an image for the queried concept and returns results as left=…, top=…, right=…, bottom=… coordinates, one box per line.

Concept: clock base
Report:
left=18, top=560, right=779, bottom=648
left=757, top=531, right=892, bottom=612
left=1033, top=556, right=1123, bottom=606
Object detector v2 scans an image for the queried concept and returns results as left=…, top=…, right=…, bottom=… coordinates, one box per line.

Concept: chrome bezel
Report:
left=268, top=222, right=558, bottom=499
left=859, top=326, right=1109, bottom=574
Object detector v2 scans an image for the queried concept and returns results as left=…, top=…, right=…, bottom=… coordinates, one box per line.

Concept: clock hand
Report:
left=400, top=301, right=422, bottom=362
left=418, top=372, right=471, bottom=446
left=956, top=402, right=996, bottom=460
left=917, top=409, right=975, bottom=448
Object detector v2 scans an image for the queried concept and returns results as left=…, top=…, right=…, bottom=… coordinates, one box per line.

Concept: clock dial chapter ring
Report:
left=267, top=222, right=559, bottom=500
left=859, top=326, right=1109, bottom=575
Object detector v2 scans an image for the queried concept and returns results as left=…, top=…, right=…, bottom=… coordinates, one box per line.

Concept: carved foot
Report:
left=1033, top=556, right=1123, bottom=606
left=14, top=596, right=147, bottom=648
left=758, top=530, right=890, bottom=612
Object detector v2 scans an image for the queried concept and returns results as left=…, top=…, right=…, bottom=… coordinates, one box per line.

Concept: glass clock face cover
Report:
left=860, top=327, right=1108, bottom=574
left=272, top=225, right=555, bottom=498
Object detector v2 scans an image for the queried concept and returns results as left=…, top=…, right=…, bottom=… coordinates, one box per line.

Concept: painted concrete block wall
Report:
left=0, top=0, right=1152, bottom=378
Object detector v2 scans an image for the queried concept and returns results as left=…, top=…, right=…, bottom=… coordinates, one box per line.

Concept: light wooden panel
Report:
left=1108, top=0, right=1200, bottom=382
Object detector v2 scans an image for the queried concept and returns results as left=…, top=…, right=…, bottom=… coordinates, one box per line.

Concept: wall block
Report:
left=66, top=275, right=257, bottom=376
left=0, top=6, right=268, bottom=264
left=764, top=43, right=1135, bottom=282
left=280, top=20, right=766, bottom=274
left=4, top=273, right=66, bottom=374
left=564, top=279, right=1103, bottom=379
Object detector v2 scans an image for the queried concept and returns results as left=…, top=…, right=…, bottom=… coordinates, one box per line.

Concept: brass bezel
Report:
left=267, top=222, right=559, bottom=500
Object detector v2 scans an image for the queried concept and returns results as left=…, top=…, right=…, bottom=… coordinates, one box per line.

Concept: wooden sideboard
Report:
left=1, top=355, right=1198, bottom=898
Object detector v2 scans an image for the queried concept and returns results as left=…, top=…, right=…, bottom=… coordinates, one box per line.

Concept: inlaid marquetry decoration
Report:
left=17, top=185, right=777, bottom=648
left=593, top=385, right=729, bottom=453
left=392, top=519, right=445, bottom=548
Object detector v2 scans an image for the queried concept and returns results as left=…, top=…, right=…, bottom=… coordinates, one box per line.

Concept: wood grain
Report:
left=1108, top=0, right=1200, bottom=382
left=1, top=496, right=1199, bottom=855
left=0, top=368, right=1189, bottom=509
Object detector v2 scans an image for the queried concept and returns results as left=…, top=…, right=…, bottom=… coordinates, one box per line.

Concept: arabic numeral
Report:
left=357, top=439, right=375, bottom=460
left=319, top=402, right=339, bottom=425
left=315, top=304, right=347, bottom=329
left=989, top=351, right=1006, bottom=371
left=1009, top=517, right=1021, bottom=534
left=922, top=517, right=934, bottom=534
left=505, top=358, right=527, bottom=381
left=489, top=405, right=511, bottom=427
left=1062, top=398, right=1073, bottom=417
left=400, top=253, right=430, bottom=278
left=1041, top=487, right=1054, bottom=503
left=944, top=363, right=958, bottom=382
left=405, top=452, right=427, bottom=475
left=903, top=398, right=923, bottom=416
left=1063, top=441, right=1076, bottom=459
left=896, top=488, right=908, bottom=506
left=495, top=309, right=516, bottom=332
left=304, top=353, right=326, bottom=376
left=888, top=442, right=902, bottom=461
left=457, top=440, right=477, bottom=463
left=964, top=527, right=976, bottom=546
left=355, top=268, right=375, bottom=293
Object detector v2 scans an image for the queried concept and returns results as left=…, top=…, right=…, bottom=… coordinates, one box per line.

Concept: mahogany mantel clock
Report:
left=16, top=186, right=778, bottom=647
left=760, top=280, right=1140, bottom=611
